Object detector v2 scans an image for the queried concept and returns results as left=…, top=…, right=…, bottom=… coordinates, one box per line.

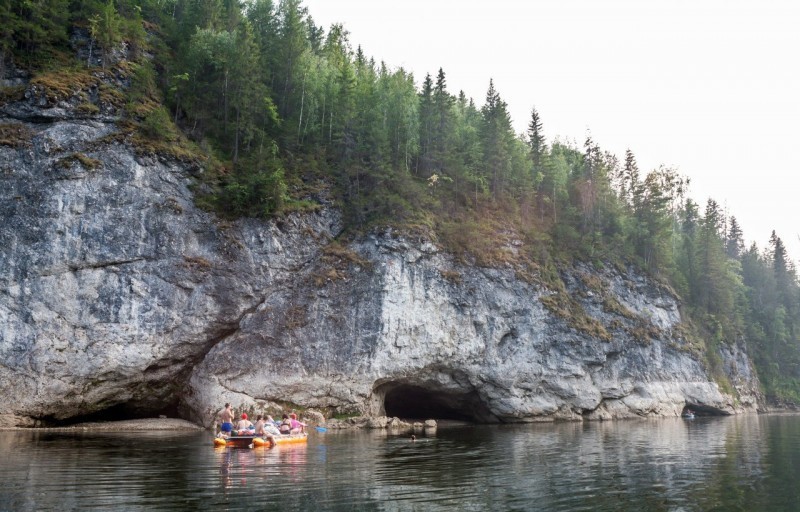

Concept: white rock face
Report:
left=185, top=234, right=760, bottom=426
left=0, top=92, right=340, bottom=425
left=1, top=74, right=760, bottom=428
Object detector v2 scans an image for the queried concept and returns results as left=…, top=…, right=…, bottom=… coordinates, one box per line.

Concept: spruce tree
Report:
left=480, top=79, right=514, bottom=197
left=726, top=216, right=745, bottom=259
left=417, top=73, right=435, bottom=176
left=769, top=231, right=796, bottom=312
left=431, top=67, right=454, bottom=174
left=527, top=107, right=546, bottom=171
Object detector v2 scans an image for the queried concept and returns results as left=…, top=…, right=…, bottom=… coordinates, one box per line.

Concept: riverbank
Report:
left=0, top=418, right=204, bottom=432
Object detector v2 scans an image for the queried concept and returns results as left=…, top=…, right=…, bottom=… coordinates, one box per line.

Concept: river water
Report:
left=1, top=414, right=799, bottom=511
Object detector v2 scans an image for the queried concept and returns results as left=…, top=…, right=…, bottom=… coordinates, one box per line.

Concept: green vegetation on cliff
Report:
left=2, top=0, right=799, bottom=404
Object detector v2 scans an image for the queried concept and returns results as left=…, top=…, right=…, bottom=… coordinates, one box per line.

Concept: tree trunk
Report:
left=297, top=75, right=305, bottom=144
left=233, top=107, right=240, bottom=164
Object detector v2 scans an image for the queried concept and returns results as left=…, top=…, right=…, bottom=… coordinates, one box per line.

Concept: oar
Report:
left=315, top=426, right=327, bottom=432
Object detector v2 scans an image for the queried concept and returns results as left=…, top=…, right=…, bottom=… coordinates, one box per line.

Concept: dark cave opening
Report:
left=683, top=403, right=730, bottom=417
left=44, top=400, right=182, bottom=427
left=381, top=383, right=497, bottom=423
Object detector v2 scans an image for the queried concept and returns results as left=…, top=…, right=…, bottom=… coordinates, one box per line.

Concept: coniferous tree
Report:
left=305, top=14, right=324, bottom=52
left=380, top=65, right=418, bottom=172
left=620, top=149, right=640, bottom=207
left=2, top=0, right=69, bottom=67
left=175, top=0, right=225, bottom=41
left=417, top=73, right=435, bottom=176
left=0, top=1, right=13, bottom=73
left=88, top=0, right=122, bottom=69
left=480, top=79, right=514, bottom=197
left=726, top=216, right=745, bottom=259
left=273, top=0, right=311, bottom=128
left=636, top=169, right=673, bottom=271
left=696, top=199, right=736, bottom=320
left=527, top=107, right=546, bottom=178
left=769, top=231, right=796, bottom=312
left=544, top=140, right=578, bottom=225
left=333, top=56, right=356, bottom=163
left=572, top=135, right=616, bottom=251
left=228, top=20, right=269, bottom=164
left=248, top=0, right=278, bottom=91
left=453, top=91, right=484, bottom=203
left=431, top=67, right=454, bottom=174
left=676, top=199, right=700, bottom=301
left=318, top=23, right=350, bottom=145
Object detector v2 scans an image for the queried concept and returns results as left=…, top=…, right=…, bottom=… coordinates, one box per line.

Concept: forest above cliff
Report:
left=1, top=0, right=799, bottom=405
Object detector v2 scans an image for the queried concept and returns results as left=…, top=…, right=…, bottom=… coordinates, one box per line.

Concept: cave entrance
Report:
left=683, top=403, right=730, bottom=417
left=378, top=382, right=497, bottom=423
left=44, top=400, right=182, bottom=427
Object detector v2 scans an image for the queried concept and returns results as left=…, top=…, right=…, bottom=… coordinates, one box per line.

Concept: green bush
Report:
left=221, top=166, right=288, bottom=218
left=141, top=105, right=175, bottom=140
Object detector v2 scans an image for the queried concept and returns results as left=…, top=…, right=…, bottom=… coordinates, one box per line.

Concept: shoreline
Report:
left=2, top=409, right=800, bottom=433
left=0, top=418, right=205, bottom=432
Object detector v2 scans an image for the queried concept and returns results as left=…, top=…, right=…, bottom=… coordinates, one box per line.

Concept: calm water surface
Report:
left=1, top=415, right=799, bottom=511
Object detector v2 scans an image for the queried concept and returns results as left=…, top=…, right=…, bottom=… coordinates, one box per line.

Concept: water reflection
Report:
left=1, top=415, right=799, bottom=510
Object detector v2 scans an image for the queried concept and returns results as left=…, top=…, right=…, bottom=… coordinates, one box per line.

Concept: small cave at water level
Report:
left=382, top=384, right=497, bottom=423
left=45, top=400, right=182, bottom=427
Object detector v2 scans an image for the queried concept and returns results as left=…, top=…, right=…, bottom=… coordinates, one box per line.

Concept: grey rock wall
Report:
left=184, top=233, right=761, bottom=426
left=0, top=86, right=340, bottom=426
left=0, top=73, right=760, bottom=428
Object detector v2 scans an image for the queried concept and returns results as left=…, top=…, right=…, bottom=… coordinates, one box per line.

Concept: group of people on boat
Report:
left=216, top=403, right=307, bottom=439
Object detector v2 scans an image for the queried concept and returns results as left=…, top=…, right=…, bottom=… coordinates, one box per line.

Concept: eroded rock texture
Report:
left=184, top=234, right=760, bottom=425
left=0, top=68, right=759, bottom=428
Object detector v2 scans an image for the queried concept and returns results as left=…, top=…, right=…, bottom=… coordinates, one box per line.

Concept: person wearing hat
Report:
left=236, top=413, right=253, bottom=435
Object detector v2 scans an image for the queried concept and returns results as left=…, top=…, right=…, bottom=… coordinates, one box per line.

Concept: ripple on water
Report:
left=1, top=415, right=800, bottom=510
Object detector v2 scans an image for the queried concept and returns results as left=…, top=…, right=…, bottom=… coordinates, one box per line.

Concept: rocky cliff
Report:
left=0, top=66, right=761, bottom=428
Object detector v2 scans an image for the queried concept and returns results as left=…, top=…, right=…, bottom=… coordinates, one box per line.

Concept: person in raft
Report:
left=254, top=415, right=277, bottom=444
left=263, top=416, right=282, bottom=436
left=217, top=403, right=234, bottom=437
left=279, top=414, right=293, bottom=435
left=289, top=412, right=307, bottom=434
left=236, top=413, right=254, bottom=435
left=254, top=415, right=266, bottom=434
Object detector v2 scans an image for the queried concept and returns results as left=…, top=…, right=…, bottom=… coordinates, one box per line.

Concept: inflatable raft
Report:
left=213, top=433, right=308, bottom=448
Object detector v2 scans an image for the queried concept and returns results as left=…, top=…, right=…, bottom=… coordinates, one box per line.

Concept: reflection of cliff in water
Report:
left=1, top=416, right=797, bottom=510
left=370, top=416, right=770, bottom=510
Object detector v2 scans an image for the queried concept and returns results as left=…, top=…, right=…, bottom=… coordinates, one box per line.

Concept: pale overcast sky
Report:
left=302, top=0, right=800, bottom=260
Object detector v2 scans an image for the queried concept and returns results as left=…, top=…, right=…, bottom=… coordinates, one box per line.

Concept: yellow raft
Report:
left=272, top=433, right=308, bottom=445
left=213, top=433, right=308, bottom=448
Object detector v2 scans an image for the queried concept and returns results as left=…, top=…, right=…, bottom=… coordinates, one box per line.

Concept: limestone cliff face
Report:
left=184, top=234, right=760, bottom=425
left=0, top=75, right=340, bottom=426
left=0, top=70, right=760, bottom=428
